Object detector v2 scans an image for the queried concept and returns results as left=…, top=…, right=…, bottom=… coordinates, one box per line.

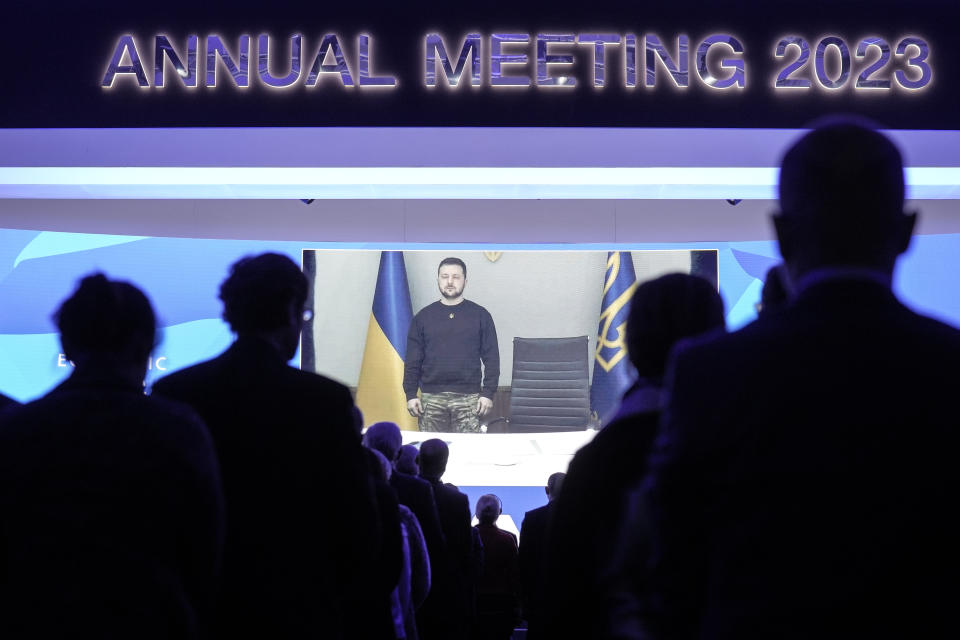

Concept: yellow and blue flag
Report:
left=591, top=251, right=638, bottom=422
left=356, top=251, right=418, bottom=430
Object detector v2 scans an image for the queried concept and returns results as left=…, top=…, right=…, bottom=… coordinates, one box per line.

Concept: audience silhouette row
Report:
left=1, top=119, right=955, bottom=639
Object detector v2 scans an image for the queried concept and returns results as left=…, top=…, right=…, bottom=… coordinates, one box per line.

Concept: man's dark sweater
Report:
left=403, top=299, right=499, bottom=399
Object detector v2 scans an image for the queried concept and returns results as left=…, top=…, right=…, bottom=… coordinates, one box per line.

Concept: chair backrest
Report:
left=509, top=336, right=590, bottom=432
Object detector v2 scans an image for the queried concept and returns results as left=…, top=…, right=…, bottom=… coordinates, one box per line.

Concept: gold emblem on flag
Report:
left=595, top=252, right=638, bottom=373
left=484, top=251, right=502, bottom=263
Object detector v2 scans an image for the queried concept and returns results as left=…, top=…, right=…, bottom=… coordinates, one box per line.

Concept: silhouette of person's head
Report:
left=363, top=422, right=403, bottom=463
left=396, top=444, right=420, bottom=475
left=626, top=273, right=725, bottom=381
left=219, top=253, right=308, bottom=360
left=774, top=118, right=915, bottom=281
left=546, top=471, right=566, bottom=501
left=476, top=494, right=501, bottom=525
left=55, top=273, right=156, bottom=382
left=418, top=438, right=449, bottom=481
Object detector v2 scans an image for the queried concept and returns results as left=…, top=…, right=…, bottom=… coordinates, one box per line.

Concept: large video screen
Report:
left=302, top=249, right=717, bottom=429
left=300, top=248, right=718, bottom=521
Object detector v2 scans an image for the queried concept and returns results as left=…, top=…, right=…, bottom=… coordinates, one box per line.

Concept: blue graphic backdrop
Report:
left=2, top=229, right=959, bottom=404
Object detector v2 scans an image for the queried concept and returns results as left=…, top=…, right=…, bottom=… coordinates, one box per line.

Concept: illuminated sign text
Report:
left=102, top=32, right=933, bottom=92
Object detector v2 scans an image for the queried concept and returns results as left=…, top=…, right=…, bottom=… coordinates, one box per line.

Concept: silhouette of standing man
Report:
left=0, top=274, right=223, bottom=639
left=640, top=120, right=960, bottom=639
left=153, top=253, right=383, bottom=640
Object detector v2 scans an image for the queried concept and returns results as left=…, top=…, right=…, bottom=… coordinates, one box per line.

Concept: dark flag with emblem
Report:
left=590, top=251, right=638, bottom=422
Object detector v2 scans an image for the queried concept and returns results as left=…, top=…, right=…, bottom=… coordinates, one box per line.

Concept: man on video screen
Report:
left=403, top=257, right=500, bottom=433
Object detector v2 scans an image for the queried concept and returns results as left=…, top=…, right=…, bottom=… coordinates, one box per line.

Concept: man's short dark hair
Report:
left=55, top=273, right=156, bottom=363
left=546, top=472, right=566, bottom=497
left=626, top=273, right=725, bottom=379
left=219, top=253, right=307, bottom=333
left=438, top=257, right=467, bottom=279
left=396, top=444, right=420, bottom=475
left=418, top=438, right=450, bottom=479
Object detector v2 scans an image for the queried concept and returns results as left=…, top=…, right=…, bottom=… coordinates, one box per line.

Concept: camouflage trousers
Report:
left=419, top=392, right=481, bottom=433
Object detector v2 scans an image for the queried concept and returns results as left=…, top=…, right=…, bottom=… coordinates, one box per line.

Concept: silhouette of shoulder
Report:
left=432, top=481, right=469, bottom=507
left=523, top=503, right=550, bottom=529
left=152, top=337, right=352, bottom=410
left=496, top=527, right=518, bottom=546
left=0, top=392, right=18, bottom=414
left=2, top=384, right=212, bottom=454
left=668, top=281, right=960, bottom=387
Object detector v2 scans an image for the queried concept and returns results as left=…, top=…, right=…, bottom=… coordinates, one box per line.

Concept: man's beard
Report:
left=440, top=285, right=463, bottom=299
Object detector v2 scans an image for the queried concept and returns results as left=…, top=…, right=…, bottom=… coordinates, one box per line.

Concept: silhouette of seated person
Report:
left=0, top=273, right=223, bottom=639
left=152, top=253, right=381, bottom=640
left=474, top=494, right=521, bottom=640
left=639, top=119, right=960, bottom=639
left=518, top=471, right=565, bottom=639
left=368, top=447, right=432, bottom=640
left=364, top=422, right=447, bottom=579
left=541, top=273, right=725, bottom=640
left=417, top=438, right=476, bottom=640
left=397, top=443, right=421, bottom=475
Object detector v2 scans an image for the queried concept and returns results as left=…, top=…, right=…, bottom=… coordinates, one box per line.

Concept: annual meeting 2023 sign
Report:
left=2, top=0, right=958, bottom=129
left=101, top=32, right=931, bottom=93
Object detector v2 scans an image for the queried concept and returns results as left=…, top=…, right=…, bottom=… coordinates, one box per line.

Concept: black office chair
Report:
left=487, top=336, right=592, bottom=433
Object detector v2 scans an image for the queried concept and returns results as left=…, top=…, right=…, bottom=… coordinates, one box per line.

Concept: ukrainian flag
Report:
left=356, top=251, right=418, bottom=430
left=591, top=251, right=638, bottom=422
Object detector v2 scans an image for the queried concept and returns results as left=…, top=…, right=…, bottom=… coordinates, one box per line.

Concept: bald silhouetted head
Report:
left=626, top=273, right=725, bottom=380
left=774, top=118, right=915, bottom=279
left=418, top=438, right=449, bottom=480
